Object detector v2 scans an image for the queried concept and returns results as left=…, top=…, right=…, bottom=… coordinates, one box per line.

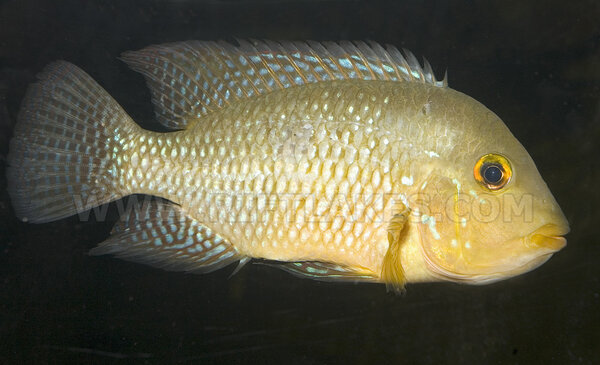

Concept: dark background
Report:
left=1, top=0, right=598, bottom=364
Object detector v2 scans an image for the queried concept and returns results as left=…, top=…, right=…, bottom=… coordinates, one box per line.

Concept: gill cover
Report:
left=415, top=172, right=544, bottom=282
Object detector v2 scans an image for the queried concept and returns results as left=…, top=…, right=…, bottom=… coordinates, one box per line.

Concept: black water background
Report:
left=0, top=1, right=598, bottom=363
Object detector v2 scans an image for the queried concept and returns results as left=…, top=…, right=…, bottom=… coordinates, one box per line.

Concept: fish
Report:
left=7, top=40, right=569, bottom=292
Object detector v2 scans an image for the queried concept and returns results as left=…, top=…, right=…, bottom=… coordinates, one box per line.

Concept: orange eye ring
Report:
left=473, top=153, right=512, bottom=191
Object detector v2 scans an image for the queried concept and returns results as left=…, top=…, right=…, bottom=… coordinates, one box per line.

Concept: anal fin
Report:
left=90, top=199, right=246, bottom=273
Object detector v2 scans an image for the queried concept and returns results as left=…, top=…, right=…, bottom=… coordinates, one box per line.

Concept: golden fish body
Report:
left=8, top=40, right=569, bottom=290
left=125, top=80, right=440, bottom=282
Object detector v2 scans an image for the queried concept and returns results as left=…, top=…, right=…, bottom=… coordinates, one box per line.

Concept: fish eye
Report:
left=474, top=154, right=512, bottom=190
left=483, top=165, right=502, bottom=184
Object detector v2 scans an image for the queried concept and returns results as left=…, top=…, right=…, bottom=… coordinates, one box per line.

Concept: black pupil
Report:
left=483, top=164, right=503, bottom=184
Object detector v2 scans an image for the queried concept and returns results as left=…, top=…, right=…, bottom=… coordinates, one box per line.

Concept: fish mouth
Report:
left=526, top=223, right=570, bottom=252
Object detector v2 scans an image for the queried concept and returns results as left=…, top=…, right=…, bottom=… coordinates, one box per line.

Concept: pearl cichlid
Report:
left=7, top=40, right=569, bottom=291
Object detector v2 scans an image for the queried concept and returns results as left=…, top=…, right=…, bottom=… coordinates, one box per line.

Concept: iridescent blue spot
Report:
left=306, top=266, right=328, bottom=274
left=323, top=59, right=339, bottom=72
left=204, top=248, right=218, bottom=259
left=304, top=55, right=317, bottom=63
left=279, top=75, right=290, bottom=87
left=339, top=58, right=352, bottom=69
left=220, top=251, right=234, bottom=260
left=356, top=63, right=367, bottom=72
left=296, top=60, right=308, bottom=71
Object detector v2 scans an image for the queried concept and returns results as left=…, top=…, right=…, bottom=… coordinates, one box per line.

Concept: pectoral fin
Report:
left=381, top=206, right=411, bottom=293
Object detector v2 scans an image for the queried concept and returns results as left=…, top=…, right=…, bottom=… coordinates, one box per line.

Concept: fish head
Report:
left=413, top=92, right=569, bottom=284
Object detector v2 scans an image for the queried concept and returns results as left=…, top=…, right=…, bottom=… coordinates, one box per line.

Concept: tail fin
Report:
left=7, top=61, right=138, bottom=223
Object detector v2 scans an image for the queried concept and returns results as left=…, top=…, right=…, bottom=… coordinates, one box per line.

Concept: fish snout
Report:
left=527, top=223, right=569, bottom=251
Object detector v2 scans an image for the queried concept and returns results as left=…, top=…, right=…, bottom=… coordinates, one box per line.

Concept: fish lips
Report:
left=526, top=223, right=570, bottom=251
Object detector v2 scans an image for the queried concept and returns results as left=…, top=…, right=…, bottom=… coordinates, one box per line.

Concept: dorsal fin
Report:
left=121, top=40, right=447, bottom=130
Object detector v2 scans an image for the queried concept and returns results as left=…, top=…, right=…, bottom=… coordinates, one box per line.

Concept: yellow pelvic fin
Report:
left=382, top=206, right=411, bottom=293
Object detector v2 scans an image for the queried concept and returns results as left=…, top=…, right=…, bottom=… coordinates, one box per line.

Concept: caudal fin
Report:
left=7, top=61, right=138, bottom=223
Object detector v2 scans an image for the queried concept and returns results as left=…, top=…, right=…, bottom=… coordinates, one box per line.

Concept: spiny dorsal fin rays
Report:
left=121, top=40, right=447, bottom=130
